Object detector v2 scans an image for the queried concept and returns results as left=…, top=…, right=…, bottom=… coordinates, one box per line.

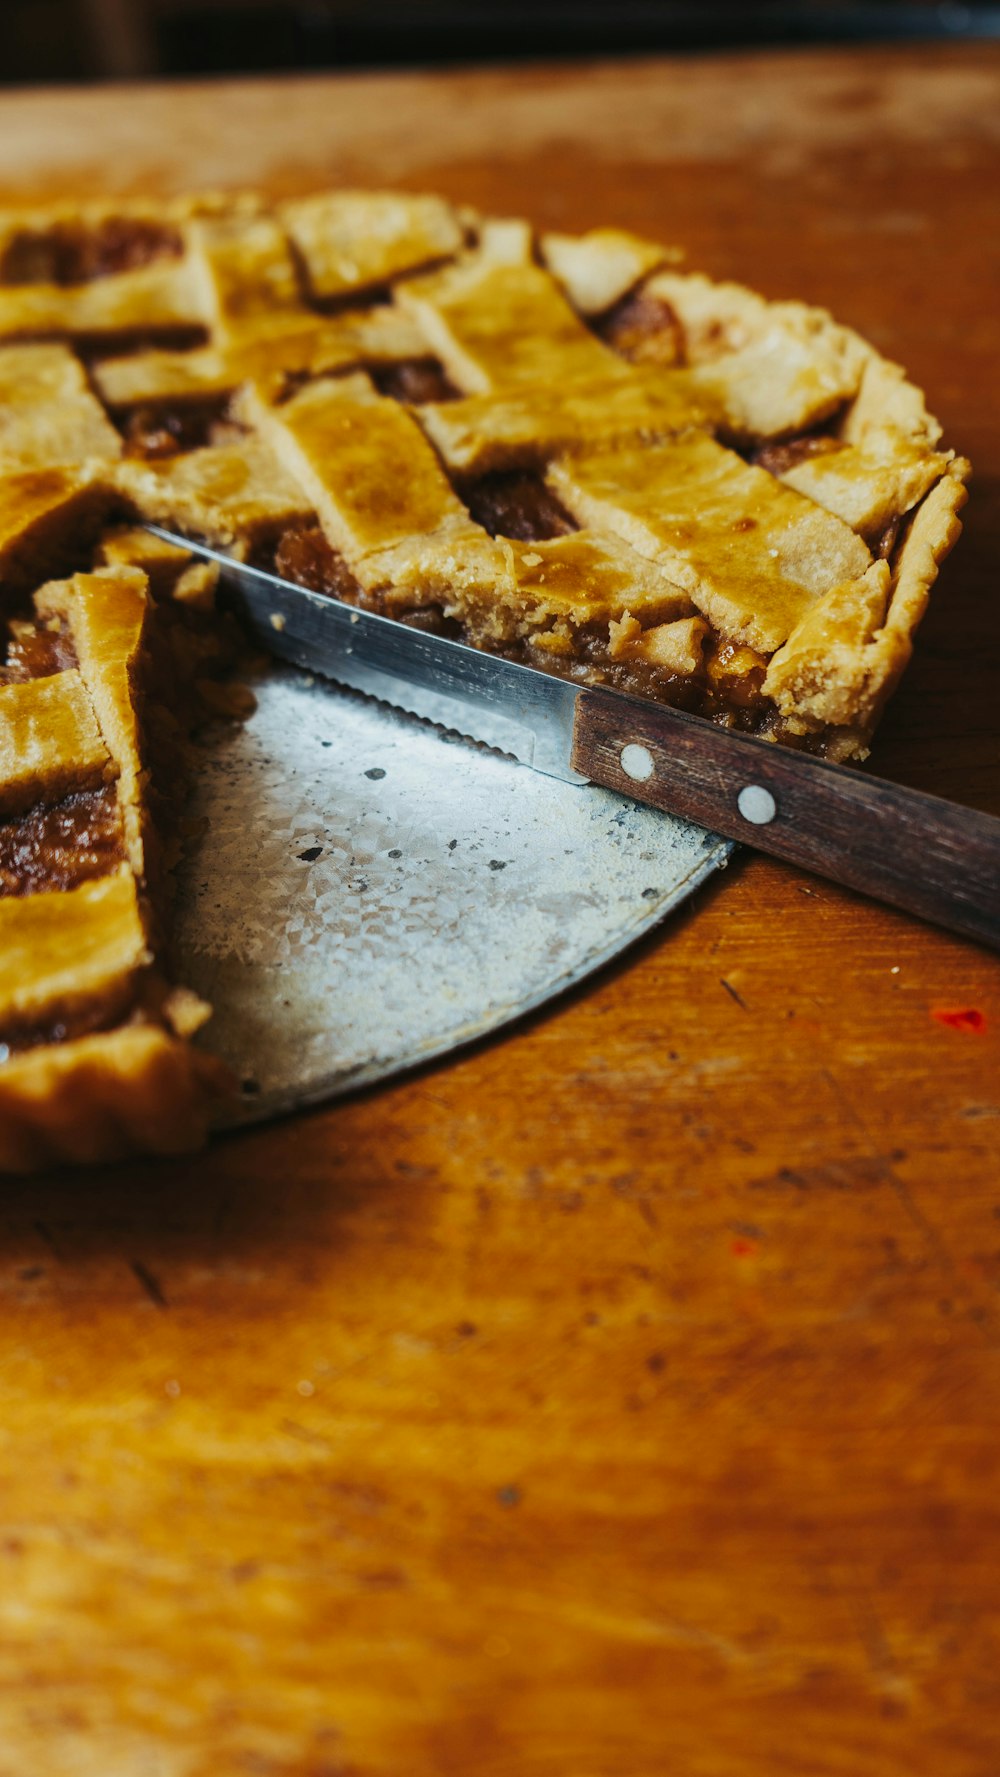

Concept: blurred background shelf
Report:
left=5, top=0, right=1000, bottom=83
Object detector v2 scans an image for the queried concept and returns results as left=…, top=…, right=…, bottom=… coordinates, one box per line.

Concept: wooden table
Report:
left=1, top=47, right=998, bottom=1775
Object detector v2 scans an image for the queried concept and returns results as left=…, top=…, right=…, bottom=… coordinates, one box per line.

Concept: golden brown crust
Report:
left=246, top=372, right=474, bottom=563
left=768, top=435, right=948, bottom=542
left=414, top=367, right=719, bottom=475
left=0, top=259, right=206, bottom=344
left=0, top=558, right=236, bottom=1172
left=397, top=256, right=620, bottom=392
left=280, top=189, right=464, bottom=300
left=0, top=183, right=971, bottom=1170
left=0, top=669, right=110, bottom=817
left=185, top=213, right=308, bottom=346
left=884, top=457, right=970, bottom=641
left=0, top=1023, right=231, bottom=1171
left=114, top=436, right=313, bottom=548
left=0, top=342, right=121, bottom=469
left=541, top=228, right=680, bottom=316
left=0, top=866, right=149, bottom=1030
left=36, top=568, right=150, bottom=874
left=95, top=526, right=221, bottom=608
left=763, top=461, right=969, bottom=750
left=92, top=306, right=426, bottom=408
left=549, top=433, right=873, bottom=654
left=0, top=466, right=115, bottom=598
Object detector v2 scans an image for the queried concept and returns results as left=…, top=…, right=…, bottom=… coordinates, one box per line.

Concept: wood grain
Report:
left=572, top=690, right=1000, bottom=949
left=1, top=47, right=999, bottom=1777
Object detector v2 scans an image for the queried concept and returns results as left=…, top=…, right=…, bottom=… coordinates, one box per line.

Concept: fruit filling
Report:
left=752, top=434, right=842, bottom=476
left=0, top=619, right=77, bottom=683
left=1, top=219, right=183, bottom=287
left=0, top=785, right=124, bottom=898
left=594, top=287, right=685, bottom=365
left=459, top=472, right=578, bottom=542
left=371, top=358, right=461, bottom=404
left=246, top=524, right=362, bottom=602
left=119, top=400, right=245, bottom=459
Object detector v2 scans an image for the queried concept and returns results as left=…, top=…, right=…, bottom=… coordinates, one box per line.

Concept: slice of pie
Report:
left=0, top=553, right=233, bottom=1168
left=0, top=188, right=969, bottom=1169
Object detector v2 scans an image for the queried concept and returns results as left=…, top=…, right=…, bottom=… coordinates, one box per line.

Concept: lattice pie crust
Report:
left=0, top=189, right=969, bottom=1168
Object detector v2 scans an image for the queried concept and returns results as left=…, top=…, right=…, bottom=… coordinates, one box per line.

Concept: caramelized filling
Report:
left=120, top=401, right=245, bottom=460
left=595, top=287, right=685, bottom=366
left=459, top=472, right=578, bottom=543
left=372, top=358, right=461, bottom=404
left=308, top=284, right=393, bottom=317
left=262, top=519, right=776, bottom=735
left=0, top=620, right=77, bottom=684
left=876, top=514, right=902, bottom=560
left=752, top=434, right=842, bottom=476
left=395, top=606, right=463, bottom=637
left=1, top=219, right=183, bottom=286
left=354, top=572, right=777, bottom=737
left=272, top=369, right=314, bottom=406
left=510, top=621, right=769, bottom=732
left=702, top=637, right=769, bottom=717
left=558, top=631, right=706, bottom=712
left=0, top=784, right=124, bottom=899
left=0, top=995, right=136, bottom=1058
left=79, top=326, right=207, bottom=359
left=252, top=524, right=364, bottom=603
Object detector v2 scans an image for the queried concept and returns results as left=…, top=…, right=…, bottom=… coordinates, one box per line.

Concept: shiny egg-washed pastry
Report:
left=0, top=188, right=969, bottom=1167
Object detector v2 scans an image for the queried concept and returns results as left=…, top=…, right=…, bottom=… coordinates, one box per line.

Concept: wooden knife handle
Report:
left=572, top=687, right=1000, bottom=951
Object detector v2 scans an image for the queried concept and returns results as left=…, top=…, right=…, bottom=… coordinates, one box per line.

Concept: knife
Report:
left=146, top=526, right=1000, bottom=952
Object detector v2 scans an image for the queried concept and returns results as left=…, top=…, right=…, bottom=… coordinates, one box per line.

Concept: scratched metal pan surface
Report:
left=172, top=663, right=732, bottom=1129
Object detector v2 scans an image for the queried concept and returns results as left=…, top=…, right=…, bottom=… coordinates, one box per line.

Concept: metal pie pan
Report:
left=172, top=665, right=731, bottom=1128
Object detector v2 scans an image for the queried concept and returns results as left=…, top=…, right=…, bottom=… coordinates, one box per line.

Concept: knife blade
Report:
left=147, top=525, right=1000, bottom=951
left=147, top=526, right=586, bottom=784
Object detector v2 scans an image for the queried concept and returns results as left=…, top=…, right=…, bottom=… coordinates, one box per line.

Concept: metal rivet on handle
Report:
left=737, top=784, right=777, bottom=825
left=620, top=743, right=655, bottom=782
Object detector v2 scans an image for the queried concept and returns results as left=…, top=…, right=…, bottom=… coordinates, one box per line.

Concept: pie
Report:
left=0, top=188, right=969, bottom=1169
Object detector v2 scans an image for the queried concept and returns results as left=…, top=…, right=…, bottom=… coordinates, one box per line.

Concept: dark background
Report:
left=4, top=0, right=1000, bottom=83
